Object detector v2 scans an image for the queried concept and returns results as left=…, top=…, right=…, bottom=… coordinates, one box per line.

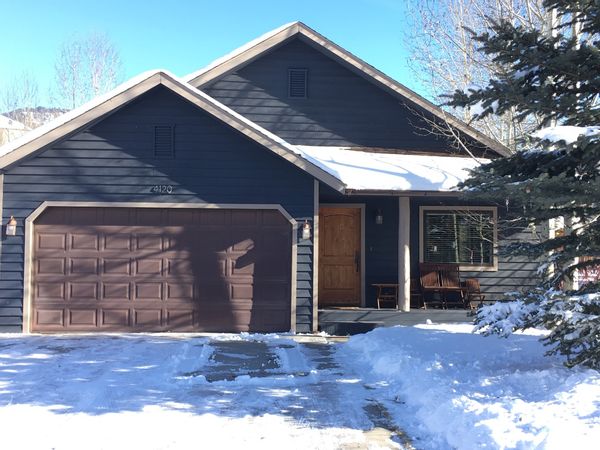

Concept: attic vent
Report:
left=154, top=125, right=174, bottom=159
left=288, top=68, right=308, bottom=98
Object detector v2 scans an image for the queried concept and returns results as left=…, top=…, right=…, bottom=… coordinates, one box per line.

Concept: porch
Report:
left=318, top=308, right=475, bottom=335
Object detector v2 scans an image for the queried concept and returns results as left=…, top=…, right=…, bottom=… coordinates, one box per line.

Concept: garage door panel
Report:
left=103, top=259, right=131, bottom=275
left=166, top=283, right=194, bottom=301
left=70, top=258, right=98, bottom=275
left=36, top=309, right=64, bottom=326
left=231, top=259, right=255, bottom=276
left=32, top=207, right=292, bottom=333
left=70, top=234, right=98, bottom=250
left=37, top=258, right=66, bottom=275
left=69, top=282, right=98, bottom=300
left=105, top=234, right=131, bottom=250
left=134, top=283, right=163, bottom=300
left=68, top=309, right=98, bottom=327
left=135, top=234, right=163, bottom=251
left=254, top=283, right=290, bottom=302
left=103, top=283, right=131, bottom=300
left=101, top=309, right=130, bottom=327
left=167, top=259, right=194, bottom=276
left=135, top=259, right=162, bottom=275
left=165, top=309, right=195, bottom=329
left=37, top=282, right=65, bottom=301
left=133, top=309, right=162, bottom=328
left=38, top=233, right=66, bottom=250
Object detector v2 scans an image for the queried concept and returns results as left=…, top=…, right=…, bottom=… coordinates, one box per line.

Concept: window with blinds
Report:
left=423, top=209, right=495, bottom=266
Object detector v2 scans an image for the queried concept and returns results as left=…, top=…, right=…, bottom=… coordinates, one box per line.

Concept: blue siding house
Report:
left=0, top=22, right=538, bottom=334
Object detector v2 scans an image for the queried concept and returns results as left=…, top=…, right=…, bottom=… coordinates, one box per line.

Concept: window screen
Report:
left=423, top=209, right=495, bottom=266
left=288, top=68, right=308, bottom=98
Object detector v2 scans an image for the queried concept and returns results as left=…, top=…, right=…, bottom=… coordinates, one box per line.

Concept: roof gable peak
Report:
left=185, top=22, right=509, bottom=157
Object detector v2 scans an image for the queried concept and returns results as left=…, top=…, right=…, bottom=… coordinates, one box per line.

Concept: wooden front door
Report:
left=319, top=207, right=361, bottom=307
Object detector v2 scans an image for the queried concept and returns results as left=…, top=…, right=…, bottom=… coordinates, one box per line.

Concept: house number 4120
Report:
left=150, top=185, right=174, bottom=194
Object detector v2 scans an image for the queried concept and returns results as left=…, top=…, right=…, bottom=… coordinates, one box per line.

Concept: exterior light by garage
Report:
left=5, top=216, right=17, bottom=236
left=375, top=209, right=384, bottom=225
left=301, top=220, right=311, bottom=240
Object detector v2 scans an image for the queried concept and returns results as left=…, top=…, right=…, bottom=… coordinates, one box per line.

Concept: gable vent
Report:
left=154, top=125, right=174, bottom=159
left=288, top=68, right=308, bottom=98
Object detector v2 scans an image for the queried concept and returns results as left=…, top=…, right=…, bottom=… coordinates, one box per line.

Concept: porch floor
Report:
left=318, top=308, right=475, bottom=336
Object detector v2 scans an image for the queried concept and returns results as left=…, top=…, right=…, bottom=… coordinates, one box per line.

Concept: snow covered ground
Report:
left=0, top=326, right=598, bottom=449
left=341, top=324, right=600, bottom=449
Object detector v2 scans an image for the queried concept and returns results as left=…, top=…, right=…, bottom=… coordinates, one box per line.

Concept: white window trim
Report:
left=419, top=205, right=498, bottom=272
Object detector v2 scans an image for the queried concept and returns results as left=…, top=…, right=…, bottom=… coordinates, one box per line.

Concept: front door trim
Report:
left=23, top=201, right=298, bottom=334
left=319, top=203, right=365, bottom=307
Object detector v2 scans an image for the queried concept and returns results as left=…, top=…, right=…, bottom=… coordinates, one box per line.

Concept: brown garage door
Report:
left=31, top=207, right=292, bottom=333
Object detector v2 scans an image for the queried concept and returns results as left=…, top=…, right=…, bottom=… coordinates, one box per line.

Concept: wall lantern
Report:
left=301, top=220, right=312, bottom=240
left=5, top=216, right=17, bottom=237
left=375, top=209, right=384, bottom=225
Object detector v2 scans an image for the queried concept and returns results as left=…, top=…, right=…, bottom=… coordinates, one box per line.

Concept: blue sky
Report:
left=0, top=0, right=418, bottom=106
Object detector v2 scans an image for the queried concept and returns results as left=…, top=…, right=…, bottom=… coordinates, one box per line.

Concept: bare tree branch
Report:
left=403, top=0, right=547, bottom=152
left=53, top=32, right=123, bottom=110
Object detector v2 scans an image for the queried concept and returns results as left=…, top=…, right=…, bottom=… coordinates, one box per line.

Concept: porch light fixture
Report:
left=375, top=209, right=384, bottom=225
left=5, top=216, right=17, bottom=237
left=301, top=220, right=311, bottom=240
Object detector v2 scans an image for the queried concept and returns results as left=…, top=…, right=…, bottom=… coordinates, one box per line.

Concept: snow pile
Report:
left=340, top=324, right=600, bottom=449
left=534, top=125, right=600, bottom=144
left=296, top=146, right=485, bottom=191
left=475, top=291, right=600, bottom=370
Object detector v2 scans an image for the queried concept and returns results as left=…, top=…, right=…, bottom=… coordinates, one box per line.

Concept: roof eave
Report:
left=345, top=188, right=463, bottom=197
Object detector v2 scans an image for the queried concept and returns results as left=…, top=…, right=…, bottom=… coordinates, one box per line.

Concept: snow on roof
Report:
left=296, top=146, right=486, bottom=191
left=0, top=114, right=27, bottom=130
left=184, top=22, right=299, bottom=83
left=534, top=125, right=600, bottom=144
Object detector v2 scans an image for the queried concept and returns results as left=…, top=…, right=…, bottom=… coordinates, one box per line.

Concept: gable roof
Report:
left=0, top=70, right=345, bottom=192
left=185, top=21, right=510, bottom=158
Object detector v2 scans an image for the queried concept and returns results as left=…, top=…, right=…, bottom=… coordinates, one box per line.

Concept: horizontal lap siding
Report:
left=202, top=38, right=463, bottom=151
left=0, top=86, right=316, bottom=332
left=410, top=197, right=542, bottom=301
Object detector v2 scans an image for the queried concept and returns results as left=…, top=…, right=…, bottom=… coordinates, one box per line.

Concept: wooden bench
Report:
left=418, top=263, right=470, bottom=309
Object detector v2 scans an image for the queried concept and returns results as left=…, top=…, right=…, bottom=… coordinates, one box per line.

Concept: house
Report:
left=0, top=115, right=29, bottom=146
left=0, top=22, right=540, bottom=334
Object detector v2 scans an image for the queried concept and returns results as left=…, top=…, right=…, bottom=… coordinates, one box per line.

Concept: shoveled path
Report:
left=0, top=334, right=410, bottom=450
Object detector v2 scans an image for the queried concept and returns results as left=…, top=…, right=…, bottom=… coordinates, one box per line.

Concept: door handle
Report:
left=354, top=251, right=360, bottom=273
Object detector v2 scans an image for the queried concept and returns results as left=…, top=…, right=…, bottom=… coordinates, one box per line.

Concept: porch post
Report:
left=398, top=197, right=411, bottom=312
left=312, top=180, right=320, bottom=333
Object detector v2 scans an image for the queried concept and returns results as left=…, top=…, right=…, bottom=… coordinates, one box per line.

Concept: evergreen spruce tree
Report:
left=447, top=0, right=600, bottom=369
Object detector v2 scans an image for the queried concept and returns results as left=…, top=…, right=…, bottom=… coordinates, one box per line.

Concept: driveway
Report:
left=0, top=334, right=408, bottom=450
